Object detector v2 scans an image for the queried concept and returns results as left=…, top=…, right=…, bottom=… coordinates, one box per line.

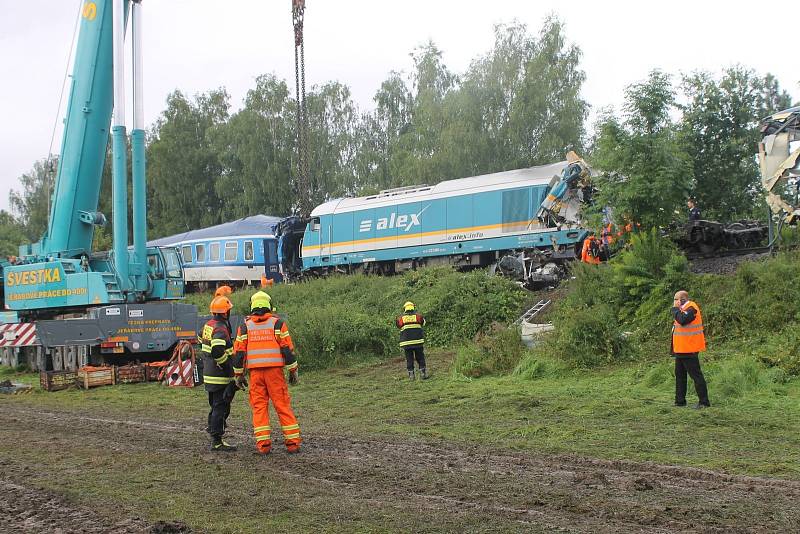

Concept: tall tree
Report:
left=147, top=89, right=229, bottom=238
left=0, top=211, right=27, bottom=257
left=212, top=74, right=295, bottom=218
left=681, top=67, right=793, bottom=219
left=392, top=41, right=458, bottom=187
left=592, top=71, right=692, bottom=228
left=509, top=17, right=588, bottom=165
left=305, top=81, right=360, bottom=202
left=354, top=72, right=413, bottom=192
left=9, top=158, right=55, bottom=242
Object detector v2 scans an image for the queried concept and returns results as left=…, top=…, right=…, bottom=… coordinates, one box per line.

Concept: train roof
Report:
left=147, top=215, right=283, bottom=247
left=310, top=161, right=568, bottom=216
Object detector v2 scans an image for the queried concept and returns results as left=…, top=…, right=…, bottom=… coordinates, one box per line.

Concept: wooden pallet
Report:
left=39, top=370, right=78, bottom=392
left=77, top=366, right=116, bottom=389
left=115, top=364, right=146, bottom=384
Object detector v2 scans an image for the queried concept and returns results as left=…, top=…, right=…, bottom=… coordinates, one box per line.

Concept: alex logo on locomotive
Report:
left=358, top=205, right=430, bottom=233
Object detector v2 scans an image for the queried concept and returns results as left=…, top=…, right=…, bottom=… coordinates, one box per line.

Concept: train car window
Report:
left=310, top=217, right=320, bottom=232
left=209, top=242, right=220, bottom=262
left=181, top=245, right=192, bottom=264
left=244, top=241, right=254, bottom=262
left=224, top=241, right=238, bottom=261
left=196, top=244, right=206, bottom=263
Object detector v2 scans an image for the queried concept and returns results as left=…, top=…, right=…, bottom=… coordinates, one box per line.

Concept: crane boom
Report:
left=39, top=0, right=127, bottom=259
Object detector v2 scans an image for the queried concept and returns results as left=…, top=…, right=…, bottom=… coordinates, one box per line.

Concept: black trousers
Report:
left=404, top=346, right=426, bottom=372
left=675, top=355, right=710, bottom=406
left=207, top=385, right=235, bottom=439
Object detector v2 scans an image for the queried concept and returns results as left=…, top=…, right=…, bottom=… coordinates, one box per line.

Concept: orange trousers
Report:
left=249, top=367, right=301, bottom=452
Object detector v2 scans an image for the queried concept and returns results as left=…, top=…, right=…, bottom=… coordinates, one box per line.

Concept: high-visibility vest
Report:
left=397, top=313, right=425, bottom=348
left=672, top=300, right=706, bottom=353
left=244, top=316, right=284, bottom=368
left=200, top=317, right=235, bottom=385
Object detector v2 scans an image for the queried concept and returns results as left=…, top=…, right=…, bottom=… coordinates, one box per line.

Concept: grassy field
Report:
left=3, top=349, right=799, bottom=479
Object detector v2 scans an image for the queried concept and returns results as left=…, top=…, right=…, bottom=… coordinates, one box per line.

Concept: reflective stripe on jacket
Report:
left=396, top=313, right=425, bottom=348
left=672, top=300, right=706, bottom=353
left=235, top=313, right=297, bottom=370
left=200, top=317, right=235, bottom=386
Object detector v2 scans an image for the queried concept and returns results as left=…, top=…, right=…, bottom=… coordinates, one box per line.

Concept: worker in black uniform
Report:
left=396, top=301, right=428, bottom=380
left=200, top=295, right=242, bottom=451
left=687, top=199, right=702, bottom=221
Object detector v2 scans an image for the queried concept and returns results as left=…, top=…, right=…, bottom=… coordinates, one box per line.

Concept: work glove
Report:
left=288, top=368, right=299, bottom=386
left=235, top=374, right=248, bottom=391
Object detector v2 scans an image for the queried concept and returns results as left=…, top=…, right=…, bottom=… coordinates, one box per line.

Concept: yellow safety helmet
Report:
left=250, top=291, right=272, bottom=312
left=403, top=301, right=415, bottom=312
left=209, top=296, right=233, bottom=315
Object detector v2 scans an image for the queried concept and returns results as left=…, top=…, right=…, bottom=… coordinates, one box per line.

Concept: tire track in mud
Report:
left=0, top=478, right=189, bottom=534
left=3, top=406, right=799, bottom=533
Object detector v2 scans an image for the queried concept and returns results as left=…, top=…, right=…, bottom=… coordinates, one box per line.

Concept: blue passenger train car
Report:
left=294, top=161, right=589, bottom=276
left=148, top=215, right=283, bottom=290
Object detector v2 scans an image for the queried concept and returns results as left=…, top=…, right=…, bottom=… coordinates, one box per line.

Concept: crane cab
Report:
left=145, top=246, right=184, bottom=300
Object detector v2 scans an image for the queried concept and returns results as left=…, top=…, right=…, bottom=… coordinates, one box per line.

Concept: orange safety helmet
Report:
left=214, top=285, right=233, bottom=297
left=209, top=296, right=233, bottom=315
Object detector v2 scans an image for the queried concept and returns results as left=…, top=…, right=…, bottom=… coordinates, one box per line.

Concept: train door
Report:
left=263, top=239, right=282, bottom=283
left=320, top=216, right=332, bottom=262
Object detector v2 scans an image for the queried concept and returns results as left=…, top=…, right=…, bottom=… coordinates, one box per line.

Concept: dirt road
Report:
left=1, top=404, right=798, bottom=533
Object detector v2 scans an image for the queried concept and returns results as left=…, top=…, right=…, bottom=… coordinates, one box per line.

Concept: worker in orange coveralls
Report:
left=580, top=234, right=602, bottom=265
left=234, top=291, right=301, bottom=455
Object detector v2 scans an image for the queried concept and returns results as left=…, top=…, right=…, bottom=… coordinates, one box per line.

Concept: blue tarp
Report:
left=147, top=215, right=284, bottom=247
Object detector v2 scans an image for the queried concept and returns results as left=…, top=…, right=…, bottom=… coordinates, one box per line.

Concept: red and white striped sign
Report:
left=0, top=323, right=38, bottom=347
left=165, top=359, right=195, bottom=387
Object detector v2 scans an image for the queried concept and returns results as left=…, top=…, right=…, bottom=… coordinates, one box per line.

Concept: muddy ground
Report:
left=1, top=405, right=798, bottom=533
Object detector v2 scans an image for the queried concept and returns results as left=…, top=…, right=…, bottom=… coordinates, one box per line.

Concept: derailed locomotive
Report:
left=277, top=158, right=593, bottom=287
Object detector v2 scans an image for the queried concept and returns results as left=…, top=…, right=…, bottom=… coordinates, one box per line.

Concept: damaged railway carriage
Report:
left=293, top=161, right=591, bottom=283
left=148, top=215, right=284, bottom=290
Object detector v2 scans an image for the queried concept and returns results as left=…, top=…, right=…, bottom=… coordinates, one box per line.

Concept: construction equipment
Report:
left=0, top=1, right=200, bottom=371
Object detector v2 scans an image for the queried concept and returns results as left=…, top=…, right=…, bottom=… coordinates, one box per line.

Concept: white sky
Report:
left=1, top=0, right=798, bottom=213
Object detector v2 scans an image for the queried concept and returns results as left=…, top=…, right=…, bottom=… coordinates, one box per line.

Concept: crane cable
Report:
left=292, top=0, right=311, bottom=217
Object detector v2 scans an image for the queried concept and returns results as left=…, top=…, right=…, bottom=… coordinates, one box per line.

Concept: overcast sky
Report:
left=1, top=0, right=798, bottom=213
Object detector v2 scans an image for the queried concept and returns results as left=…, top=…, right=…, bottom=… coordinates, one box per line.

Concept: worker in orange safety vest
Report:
left=580, top=234, right=602, bottom=265
left=234, top=291, right=301, bottom=454
left=671, top=290, right=710, bottom=409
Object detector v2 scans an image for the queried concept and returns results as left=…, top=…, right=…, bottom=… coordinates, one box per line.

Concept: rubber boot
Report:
left=408, top=370, right=415, bottom=380
left=210, top=438, right=237, bottom=452
left=420, top=368, right=429, bottom=380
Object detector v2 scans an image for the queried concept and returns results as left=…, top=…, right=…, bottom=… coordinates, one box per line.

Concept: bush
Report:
left=750, top=323, right=800, bottom=377
left=538, top=303, right=631, bottom=368
left=453, top=324, right=527, bottom=378
left=186, top=267, right=525, bottom=370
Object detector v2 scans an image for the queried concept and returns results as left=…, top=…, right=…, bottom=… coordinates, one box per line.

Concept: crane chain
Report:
left=292, top=0, right=311, bottom=217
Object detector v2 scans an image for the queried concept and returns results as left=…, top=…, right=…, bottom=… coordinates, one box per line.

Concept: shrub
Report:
left=186, top=266, right=525, bottom=370
left=540, top=303, right=631, bottom=368
left=453, top=324, right=527, bottom=378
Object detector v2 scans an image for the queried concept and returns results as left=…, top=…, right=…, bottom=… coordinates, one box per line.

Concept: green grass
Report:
left=4, top=349, right=799, bottom=478
left=185, top=267, right=524, bottom=370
